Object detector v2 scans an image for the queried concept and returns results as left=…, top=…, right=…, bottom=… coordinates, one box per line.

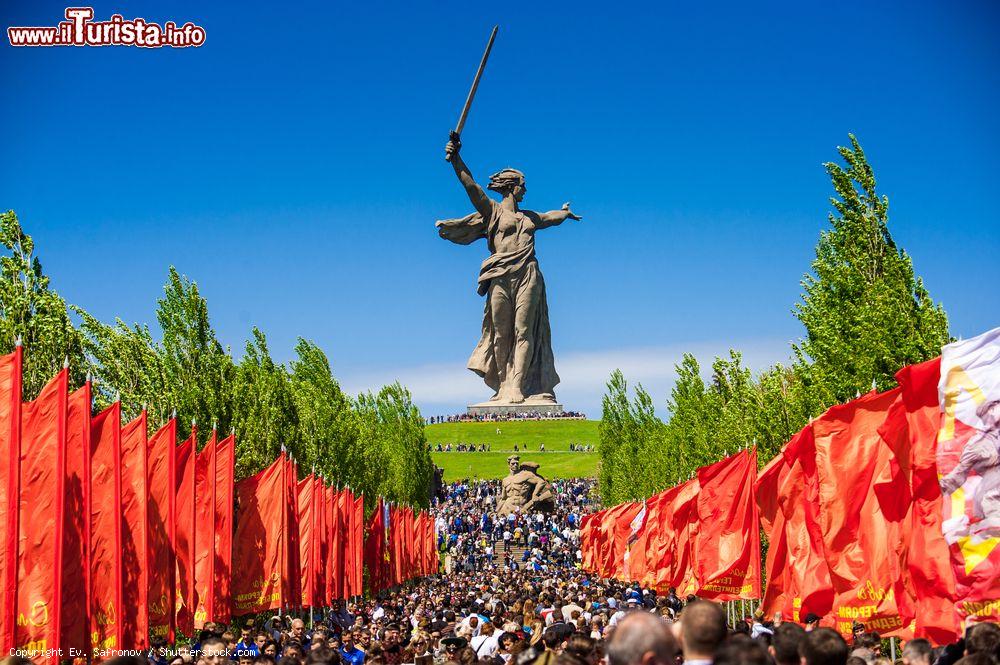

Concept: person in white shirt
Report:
left=470, top=621, right=499, bottom=658
left=560, top=597, right=584, bottom=622
left=459, top=614, right=482, bottom=637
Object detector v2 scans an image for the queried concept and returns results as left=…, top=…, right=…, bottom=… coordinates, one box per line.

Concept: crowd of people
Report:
left=75, top=477, right=1000, bottom=665
left=428, top=411, right=587, bottom=424
left=143, top=574, right=1000, bottom=665
left=435, top=443, right=495, bottom=452
left=436, top=478, right=594, bottom=572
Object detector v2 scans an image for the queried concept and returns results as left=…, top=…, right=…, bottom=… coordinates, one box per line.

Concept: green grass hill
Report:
left=427, top=419, right=599, bottom=481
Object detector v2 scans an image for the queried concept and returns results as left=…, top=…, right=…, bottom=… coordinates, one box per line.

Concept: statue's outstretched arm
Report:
left=941, top=447, right=980, bottom=495
left=445, top=134, right=494, bottom=220
left=535, top=203, right=582, bottom=229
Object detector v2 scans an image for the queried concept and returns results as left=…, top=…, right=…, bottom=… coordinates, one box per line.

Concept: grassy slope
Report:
left=426, top=420, right=599, bottom=450
left=427, top=420, right=600, bottom=481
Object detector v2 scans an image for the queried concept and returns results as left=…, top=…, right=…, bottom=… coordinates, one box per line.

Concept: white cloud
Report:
left=341, top=338, right=793, bottom=419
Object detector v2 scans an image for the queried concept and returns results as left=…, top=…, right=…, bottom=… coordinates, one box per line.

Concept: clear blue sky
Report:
left=2, top=0, right=998, bottom=417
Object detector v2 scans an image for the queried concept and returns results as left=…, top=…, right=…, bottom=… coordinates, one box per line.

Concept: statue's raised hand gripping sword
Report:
left=445, top=25, right=498, bottom=161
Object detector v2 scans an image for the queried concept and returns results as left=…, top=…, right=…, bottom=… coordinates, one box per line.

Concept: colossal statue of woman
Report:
left=436, top=134, right=581, bottom=405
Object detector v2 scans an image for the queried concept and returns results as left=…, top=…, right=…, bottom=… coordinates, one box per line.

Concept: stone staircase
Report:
left=498, top=542, right=530, bottom=565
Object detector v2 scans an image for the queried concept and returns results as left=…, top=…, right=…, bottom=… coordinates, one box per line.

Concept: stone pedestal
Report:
left=467, top=398, right=565, bottom=417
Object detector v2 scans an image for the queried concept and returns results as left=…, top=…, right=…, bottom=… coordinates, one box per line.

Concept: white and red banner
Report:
left=936, top=328, right=1000, bottom=626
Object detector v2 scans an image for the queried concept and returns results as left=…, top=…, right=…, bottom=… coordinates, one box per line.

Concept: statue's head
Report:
left=488, top=168, right=526, bottom=203
left=977, top=399, right=1000, bottom=429
left=507, top=454, right=521, bottom=473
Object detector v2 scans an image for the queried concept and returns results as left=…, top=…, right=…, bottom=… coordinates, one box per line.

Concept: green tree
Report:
left=598, top=371, right=667, bottom=504
left=793, top=134, right=950, bottom=408
left=0, top=210, right=87, bottom=396
left=752, top=364, right=808, bottom=461
left=3, top=214, right=433, bottom=507
left=663, top=353, right=718, bottom=476
left=155, top=267, right=236, bottom=445
left=80, top=267, right=236, bottom=446
left=231, top=327, right=300, bottom=478
left=289, top=338, right=357, bottom=485
left=74, top=313, right=167, bottom=422
left=597, top=370, right=629, bottom=503
left=598, top=135, right=951, bottom=506
left=353, top=383, right=433, bottom=509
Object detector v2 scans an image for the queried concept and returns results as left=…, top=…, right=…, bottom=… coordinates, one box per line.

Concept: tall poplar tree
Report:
left=598, top=135, right=952, bottom=503
left=0, top=210, right=87, bottom=396
left=793, top=134, right=950, bottom=408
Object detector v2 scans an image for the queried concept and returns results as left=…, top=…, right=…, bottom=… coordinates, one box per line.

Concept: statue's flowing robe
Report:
left=437, top=206, right=560, bottom=400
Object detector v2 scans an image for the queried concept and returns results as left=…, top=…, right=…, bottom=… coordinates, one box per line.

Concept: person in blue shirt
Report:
left=339, top=629, right=366, bottom=665
left=233, top=626, right=260, bottom=658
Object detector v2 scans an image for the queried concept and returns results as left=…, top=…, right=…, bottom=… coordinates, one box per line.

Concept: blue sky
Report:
left=2, top=0, right=998, bottom=417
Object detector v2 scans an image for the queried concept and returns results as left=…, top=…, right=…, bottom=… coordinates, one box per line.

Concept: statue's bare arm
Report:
left=535, top=203, right=582, bottom=229
left=445, top=135, right=494, bottom=220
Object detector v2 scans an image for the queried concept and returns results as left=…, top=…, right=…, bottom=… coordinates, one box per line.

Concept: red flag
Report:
left=625, top=491, right=667, bottom=587
left=213, top=434, right=234, bottom=624
left=315, top=477, right=330, bottom=607
left=580, top=512, right=599, bottom=573
left=61, top=383, right=90, bottom=653
left=608, top=501, right=642, bottom=580
left=880, top=358, right=960, bottom=643
left=13, top=369, right=68, bottom=656
left=349, top=490, right=361, bottom=592
left=353, top=492, right=365, bottom=589
left=19, top=370, right=68, bottom=650
left=813, top=388, right=911, bottom=638
left=666, top=479, right=700, bottom=595
left=334, top=489, right=349, bottom=596
left=364, top=497, right=388, bottom=593
left=343, top=488, right=355, bottom=597
left=90, top=403, right=123, bottom=652
left=596, top=504, right=622, bottom=578
left=174, top=426, right=196, bottom=635
left=392, top=505, right=406, bottom=585
left=147, top=418, right=176, bottom=642
left=232, top=455, right=286, bottom=615
left=757, top=451, right=791, bottom=619
left=320, top=479, right=331, bottom=599
left=120, top=412, right=150, bottom=648
left=410, top=507, right=419, bottom=579
left=405, top=506, right=416, bottom=581
left=695, top=449, right=761, bottom=600
left=773, top=426, right=835, bottom=623
left=415, top=511, right=425, bottom=576
left=0, top=347, right=22, bottom=653
left=420, top=511, right=433, bottom=576
left=320, top=483, right=332, bottom=605
left=429, top=509, right=439, bottom=574
left=318, top=476, right=330, bottom=607
left=298, top=476, right=317, bottom=607
left=621, top=499, right=648, bottom=582
left=283, top=455, right=301, bottom=609
left=606, top=481, right=697, bottom=593
left=193, top=430, right=217, bottom=627
left=324, top=487, right=340, bottom=605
